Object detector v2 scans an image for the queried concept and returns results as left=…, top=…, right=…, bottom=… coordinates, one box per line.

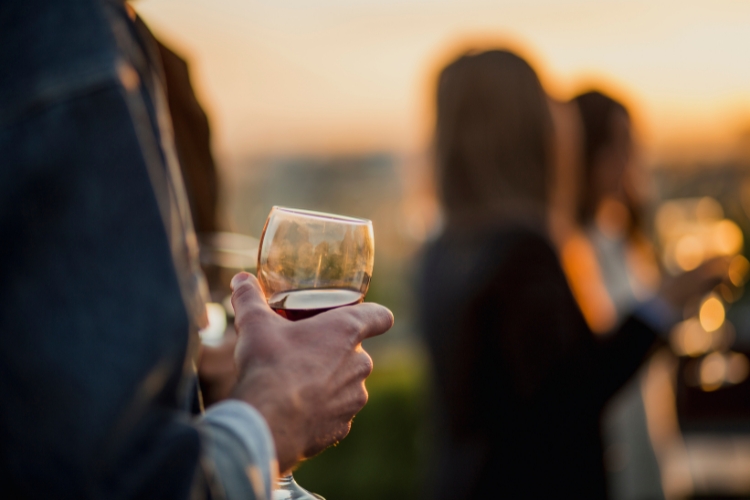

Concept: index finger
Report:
left=230, top=273, right=279, bottom=330
left=307, top=302, right=394, bottom=344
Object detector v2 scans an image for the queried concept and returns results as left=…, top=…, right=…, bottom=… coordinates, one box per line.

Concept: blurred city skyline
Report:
left=137, top=0, right=750, bottom=166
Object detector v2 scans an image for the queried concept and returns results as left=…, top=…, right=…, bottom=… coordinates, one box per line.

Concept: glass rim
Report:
left=271, top=206, right=372, bottom=225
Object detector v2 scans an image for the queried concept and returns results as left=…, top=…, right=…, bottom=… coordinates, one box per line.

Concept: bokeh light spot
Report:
left=695, top=197, right=723, bottom=222
left=700, top=352, right=727, bottom=392
left=674, top=235, right=704, bottom=271
left=713, top=219, right=743, bottom=256
left=726, top=352, right=750, bottom=385
left=729, top=255, right=750, bottom=287
left=670, top=318, right=712, bottom=357
left=699, top=296, right=725, bottom=332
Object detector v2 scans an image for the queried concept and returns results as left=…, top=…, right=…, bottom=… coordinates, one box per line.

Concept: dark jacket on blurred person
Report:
left=0, top=1, right=273, bottom=498
left=418, top=50, right=659, bottom=499
left=419, top=224, right=658, bottom=498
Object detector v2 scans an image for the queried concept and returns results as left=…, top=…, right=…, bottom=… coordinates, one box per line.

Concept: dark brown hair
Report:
left=435, top=49, right=553, bottom=226
left=573, top=91, right=630, bottom=224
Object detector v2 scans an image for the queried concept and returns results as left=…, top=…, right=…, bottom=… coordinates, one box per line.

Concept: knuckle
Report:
left=345, top=317, right=366, bottom=343
left=352, top=385, right=369, bottom=410
left=231, top=283, right=254, bottom=306
left=356, top=352, right=374, bottom=379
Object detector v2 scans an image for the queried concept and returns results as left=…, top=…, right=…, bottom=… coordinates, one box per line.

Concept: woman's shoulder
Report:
left=426, top=224, right=555, bottom=261
left=419, top=224, right=559, bottom=295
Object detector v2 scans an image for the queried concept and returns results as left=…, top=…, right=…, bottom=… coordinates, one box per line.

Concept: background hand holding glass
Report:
left=257, top=206, right=375, bottom=500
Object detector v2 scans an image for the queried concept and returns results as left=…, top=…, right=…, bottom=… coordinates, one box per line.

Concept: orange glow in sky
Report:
left=136, top=0, right=750, bottom=163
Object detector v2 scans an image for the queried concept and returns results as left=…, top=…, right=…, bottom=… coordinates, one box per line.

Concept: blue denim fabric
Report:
left=0, top=1, right=260, bottom=498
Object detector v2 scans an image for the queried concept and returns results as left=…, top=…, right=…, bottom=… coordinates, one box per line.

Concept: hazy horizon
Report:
left=137, top=0, right=750, bottom=166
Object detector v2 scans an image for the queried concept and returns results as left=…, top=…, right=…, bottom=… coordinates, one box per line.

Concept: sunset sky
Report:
left=136, top=0, right=750, bottom=165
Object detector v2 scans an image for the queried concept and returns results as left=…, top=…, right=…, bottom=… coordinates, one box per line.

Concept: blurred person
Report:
left=546, top=97, right=585, bottom=250
left=0, top=2, right=393, bottom=499
left=565, top=90, right=665, bottom=499
left=568, top=91, right=660, bottom=331
left=417, top=49, right=726, bottom=499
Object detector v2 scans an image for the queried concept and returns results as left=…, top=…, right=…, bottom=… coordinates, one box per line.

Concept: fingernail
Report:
left=231, top=273, right=250, bottom=291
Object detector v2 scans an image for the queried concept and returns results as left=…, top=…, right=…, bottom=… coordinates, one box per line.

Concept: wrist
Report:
left=230, top=372, right=305, bottom=474
left=248, top=400, right=303, bottom=474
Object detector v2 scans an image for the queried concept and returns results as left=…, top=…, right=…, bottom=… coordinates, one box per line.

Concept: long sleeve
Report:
left=200, top=402, right=277, bottom=500
left=488, top=232, right=658, bottom=409
left=0, top=2, right=275, bottom=498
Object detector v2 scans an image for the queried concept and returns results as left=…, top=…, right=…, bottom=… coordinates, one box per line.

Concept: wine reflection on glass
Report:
left=257, top=206, right=374, bottom=500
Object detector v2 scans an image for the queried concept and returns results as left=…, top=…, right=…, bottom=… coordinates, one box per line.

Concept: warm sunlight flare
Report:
left=135, top=0, right=750, bottom=162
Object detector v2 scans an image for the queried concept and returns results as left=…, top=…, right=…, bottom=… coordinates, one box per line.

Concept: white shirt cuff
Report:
left=201, top=400, right=277, bottom=499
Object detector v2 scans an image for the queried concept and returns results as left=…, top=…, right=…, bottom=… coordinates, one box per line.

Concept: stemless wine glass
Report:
left=257, top=206, right=374, bottom=500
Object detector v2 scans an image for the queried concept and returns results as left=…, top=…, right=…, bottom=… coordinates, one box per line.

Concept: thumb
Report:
left=231, top=273, right=280, bottom=332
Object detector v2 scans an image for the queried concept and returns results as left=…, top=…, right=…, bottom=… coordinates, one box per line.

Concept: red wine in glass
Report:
left=268, top=288, right=364, bottom=321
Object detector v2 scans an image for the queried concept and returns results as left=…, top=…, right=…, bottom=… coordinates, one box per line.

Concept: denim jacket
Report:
left=0, top=1, right=274, bottom=498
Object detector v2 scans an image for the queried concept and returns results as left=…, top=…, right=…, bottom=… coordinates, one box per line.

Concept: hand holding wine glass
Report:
left=231, top=207, right=390, bottom=499
left=230, top=273, right=392, bottom=470
left=659, top=256, right=732, bottom=310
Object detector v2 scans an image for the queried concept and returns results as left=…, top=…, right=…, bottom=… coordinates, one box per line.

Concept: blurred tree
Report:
left=294, top=355, right=430, bottom=500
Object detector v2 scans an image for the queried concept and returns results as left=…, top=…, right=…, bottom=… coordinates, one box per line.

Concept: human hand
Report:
left=229, top=272, right=393, bottom=475
left=659, top=256, right=731, bottom=310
